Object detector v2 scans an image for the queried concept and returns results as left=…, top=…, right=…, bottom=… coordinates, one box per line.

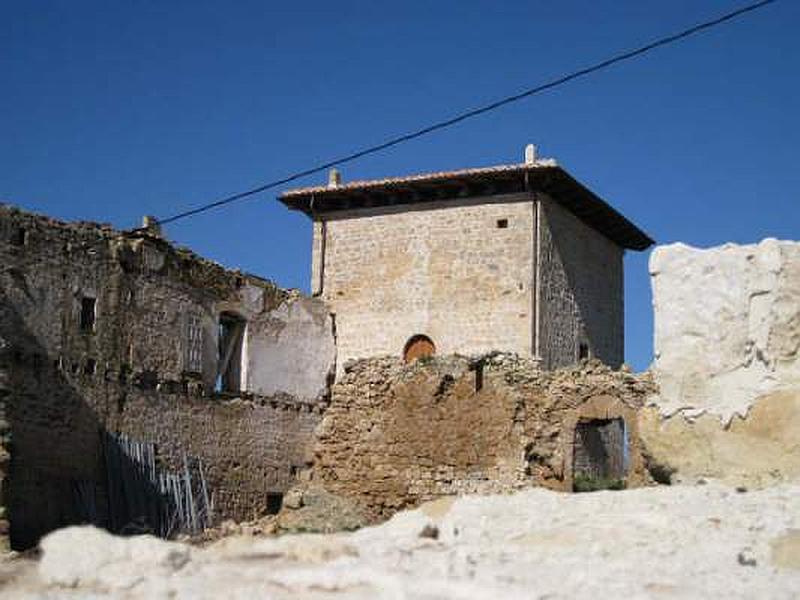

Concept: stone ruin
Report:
left=1, top=200, right=798, bottom=550
left=0, top=204, right=335, bottom=550
left=304, top=355, right=654, bottom=524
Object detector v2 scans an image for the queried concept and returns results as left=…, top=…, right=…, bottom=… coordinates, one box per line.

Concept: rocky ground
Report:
left=2, top=481, right=799, bottom=599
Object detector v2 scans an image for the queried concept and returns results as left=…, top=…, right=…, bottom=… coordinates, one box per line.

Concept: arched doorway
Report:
left=403, top=334, right=435, bottom=363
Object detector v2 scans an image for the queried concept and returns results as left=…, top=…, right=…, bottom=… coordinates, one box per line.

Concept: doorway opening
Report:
left=572, top=417, right=626, bottom=492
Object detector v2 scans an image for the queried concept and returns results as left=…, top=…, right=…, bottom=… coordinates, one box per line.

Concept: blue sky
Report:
left=2, top=1, right=797, bottom=371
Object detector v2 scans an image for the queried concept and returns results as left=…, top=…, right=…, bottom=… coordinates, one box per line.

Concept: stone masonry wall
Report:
left=0, top=205, right=330, bottom=549
left=109, top=392, right=322, bottom=522
left=315, top=195, right=535, bottom=370
left=310, top=355, right=653, bottom=522
left=0, top=358, right=9, bottom=553
left=538, top=195, right=624, bottom=369
left=314, top=192, right=625, bottom=372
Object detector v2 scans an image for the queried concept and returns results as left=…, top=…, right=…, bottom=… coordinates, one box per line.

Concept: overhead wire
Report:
left=147, top=0, right=776, bottom=226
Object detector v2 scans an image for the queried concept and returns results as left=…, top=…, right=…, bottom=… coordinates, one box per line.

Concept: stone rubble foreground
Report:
left=2, top=481, right=799, bottom=599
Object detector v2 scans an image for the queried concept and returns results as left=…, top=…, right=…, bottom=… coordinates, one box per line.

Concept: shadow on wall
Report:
left=0, top=289, right=184, bottom=550
left=541, top=200, right=624, bottom=368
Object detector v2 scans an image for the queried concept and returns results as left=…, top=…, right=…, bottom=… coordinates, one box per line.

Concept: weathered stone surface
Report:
left=276, top=486, right=368, bottom=534
left=0, top=204, right=330, bottom=549
left=644, top=239, right=800, bottom=484
left=640, top=390, right=800, bottom=486
left=771, top=529, right=800, bottom=571
left=650, top=239, right=800, bottom=422
left=309, top=354, right=654, bottom=522
left=6, top=482, right=800, bottom=598
left=38, top=525, right=190, bottom=590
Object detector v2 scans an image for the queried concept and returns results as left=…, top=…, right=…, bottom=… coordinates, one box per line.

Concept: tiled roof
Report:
left=278, top=161, right=654, bottom=251
left=280, top=161, right=556, bottom=197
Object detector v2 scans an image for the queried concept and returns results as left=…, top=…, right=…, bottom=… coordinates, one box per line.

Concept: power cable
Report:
left=154, top=0, right=778, bottom=226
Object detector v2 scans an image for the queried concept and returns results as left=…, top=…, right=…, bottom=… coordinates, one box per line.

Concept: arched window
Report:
left=403, top=334, right=436, bottom=363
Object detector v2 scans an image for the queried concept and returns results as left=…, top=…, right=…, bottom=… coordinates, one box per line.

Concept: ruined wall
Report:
left=109, top=393, right=322, bottom=521
left=244, top=295, right=336, bottom=400
left=538, top=195, right=624, bottom=369
left=309, top=355, right=653, bottom=522
left=316, top=195, right=535, bottom=370
left=0, top=205, right=331, bottom=548
left=641, top=239, right=800, bottom=486
left=650, top=239, right=800, bottom=421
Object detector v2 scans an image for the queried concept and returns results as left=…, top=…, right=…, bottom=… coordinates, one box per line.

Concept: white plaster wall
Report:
left=244, top=295, right=336, bottom=400
left=650, top=239, right=800, bottom=422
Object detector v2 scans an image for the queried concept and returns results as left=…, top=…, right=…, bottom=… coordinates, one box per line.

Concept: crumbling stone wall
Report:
left=650, top=238, right=800, bottom=422
left=0, top=205, right=331, bottom=549
left=109, top=392, right=322, bottom=522
left=309, top=354, right=653, bottom=522
left=641, top=238, right=800, bottom=486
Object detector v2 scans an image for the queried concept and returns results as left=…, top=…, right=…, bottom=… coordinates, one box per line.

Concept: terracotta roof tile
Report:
left=280, top=161, right=557, bottom=198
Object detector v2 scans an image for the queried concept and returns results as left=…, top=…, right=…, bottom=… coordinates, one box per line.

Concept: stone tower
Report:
left=280, top=148, right=653, bottom=371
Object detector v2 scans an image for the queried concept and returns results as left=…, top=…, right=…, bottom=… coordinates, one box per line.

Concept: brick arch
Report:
left=403, top=334, right=436, bottom=363
left=561, top=394, right=645, bottom=491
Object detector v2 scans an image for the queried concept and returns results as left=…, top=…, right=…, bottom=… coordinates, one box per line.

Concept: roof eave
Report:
left=278, top=165, right=654, bottom=251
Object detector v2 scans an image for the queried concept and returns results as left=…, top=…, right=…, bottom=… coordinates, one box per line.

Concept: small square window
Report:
left=11, top=227, right=27, bottom=246
left=496, top=219, right=509, bottom=229
left=80, top=297, right=96, bottom=331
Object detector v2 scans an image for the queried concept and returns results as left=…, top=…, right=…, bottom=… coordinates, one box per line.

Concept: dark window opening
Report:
left=80, top=296, right=96, bottom=331
left=403, top=334, right=436, bottom=363
left=572, top=418, right=627, bottom=492
left=137, top=369, right=158, bottom=390
left=216, top=312, right=246, bottom=393
left=578, top=342, right=590, bottom=361
left=266, top=493, right=283, bottom=515
left=84, top=358, right=96, bottom=375
left=11, top=227, right=26, bottom=246
left=473, top=361, right=484, bottom=392
left=496, top=218, right=509, bottom=229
